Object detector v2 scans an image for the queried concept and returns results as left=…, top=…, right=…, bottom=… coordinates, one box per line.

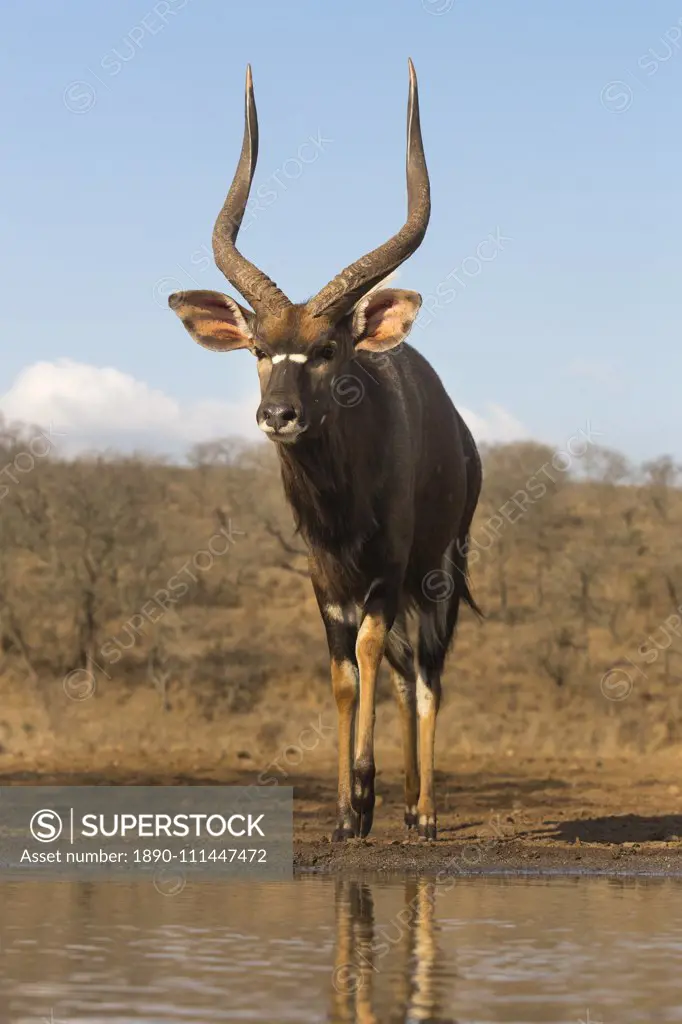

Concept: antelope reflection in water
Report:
left=330, top=878, right=456, bottom=1023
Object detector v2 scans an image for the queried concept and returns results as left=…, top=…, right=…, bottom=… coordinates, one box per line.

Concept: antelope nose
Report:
left=260, top=402, right=299, bottom=432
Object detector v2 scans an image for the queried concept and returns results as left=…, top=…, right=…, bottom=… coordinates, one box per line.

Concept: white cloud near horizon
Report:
left=458, top=402, right=530, bottom=445
left=0, top=359, right=529, bottom=456
left=0, top=359, right=262, bottom=456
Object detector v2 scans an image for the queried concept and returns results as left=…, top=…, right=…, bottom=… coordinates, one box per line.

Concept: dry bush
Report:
left=2, top=414, right=682, bottom=755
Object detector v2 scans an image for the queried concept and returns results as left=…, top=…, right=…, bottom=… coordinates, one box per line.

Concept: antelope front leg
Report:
left=353, top=581, right=398, bottom=837
left=312, top=579, right=359, bottom=841
left=352, top=612, right=385, bottom=837
left=331, top=652, right=359, bottom=841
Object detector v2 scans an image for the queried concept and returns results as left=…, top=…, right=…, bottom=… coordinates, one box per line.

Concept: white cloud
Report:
left=0, top=359, right=528, bottom=457
left=0, top=359, right=261, bottom=456
left=459, top=402, right=530, bottom=444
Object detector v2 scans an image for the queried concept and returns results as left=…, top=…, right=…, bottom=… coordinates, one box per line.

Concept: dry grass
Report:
left=1, top=415, right=681, bottom=770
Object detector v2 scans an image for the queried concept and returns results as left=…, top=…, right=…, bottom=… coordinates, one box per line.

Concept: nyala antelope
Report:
left=169, top=60, right=481, bottom=841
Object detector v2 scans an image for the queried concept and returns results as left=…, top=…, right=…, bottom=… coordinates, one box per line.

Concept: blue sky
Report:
left=1, top=0, right=680, bottom=460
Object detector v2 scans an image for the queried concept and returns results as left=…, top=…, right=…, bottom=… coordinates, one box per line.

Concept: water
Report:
left=1, top=876, right=681, bottom=1022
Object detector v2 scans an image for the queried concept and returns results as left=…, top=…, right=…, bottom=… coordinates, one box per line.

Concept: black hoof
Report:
left=351, top=765, right=375, bottom=838
left=418, top=821, right=437, bottom=841
left=357, top=808, right=374, bottom=838
left=405, top=810, right=419, bottom=830
left=332, top=825, right=357, bottom=843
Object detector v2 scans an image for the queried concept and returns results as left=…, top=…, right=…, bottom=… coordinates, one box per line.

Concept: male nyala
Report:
left=169, top=60, right=481, bottom=840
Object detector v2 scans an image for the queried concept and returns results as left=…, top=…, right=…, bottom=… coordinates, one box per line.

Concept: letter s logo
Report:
left=30, top=809, right=63, bottom=843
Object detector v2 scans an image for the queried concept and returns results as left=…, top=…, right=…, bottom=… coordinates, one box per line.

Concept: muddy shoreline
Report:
left=3, top=753, right=682, bottom=877
left=293, top=837, right=682, bottom=876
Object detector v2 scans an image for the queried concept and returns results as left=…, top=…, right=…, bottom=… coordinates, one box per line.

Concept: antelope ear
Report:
left=168, top=290, right=254, bottom=352
left=351, top=288, right=422, bottom=353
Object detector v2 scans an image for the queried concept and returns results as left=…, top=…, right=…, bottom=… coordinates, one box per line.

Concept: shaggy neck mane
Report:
left=277, top=421, right=377, bottom=555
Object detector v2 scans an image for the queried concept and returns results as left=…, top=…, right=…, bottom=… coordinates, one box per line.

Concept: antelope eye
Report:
left=317, top=343, right=337, bottom=361
left=253, top=346, right=268, bottom=360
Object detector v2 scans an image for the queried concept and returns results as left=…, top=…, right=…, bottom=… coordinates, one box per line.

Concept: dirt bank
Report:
left=291, top=753, right=682, bottom=876
left=3, top=752, right=682, bottom=875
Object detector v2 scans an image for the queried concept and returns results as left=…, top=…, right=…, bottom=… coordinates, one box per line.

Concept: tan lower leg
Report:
left=416, top=672, right=439, bottom=837
left=331, top=659, right=358, bottom=833
left=352, top=614, right=387, bottom=835
left=354, top=614, right=387, bottom=766
left=390, top=668, right=419, bottom=820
